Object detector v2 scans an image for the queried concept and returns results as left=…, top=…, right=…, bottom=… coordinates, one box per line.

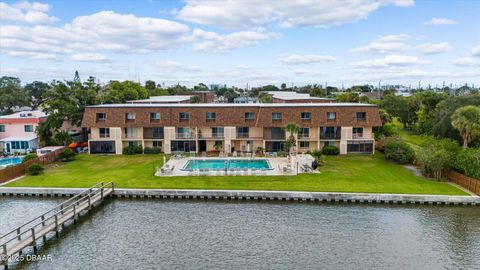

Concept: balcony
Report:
left=297, top=133, right=312, bottom=140
left=176, top=132, right=196, bottom=140
left=352, top=133, right=363, bottom=139
left=198, top=132, right=224, bottom=139
left=320, top=127, right=341, bottom=140
left=236, top=132, right=249, bottom=139
left=143, top=128, right=164, bottom=139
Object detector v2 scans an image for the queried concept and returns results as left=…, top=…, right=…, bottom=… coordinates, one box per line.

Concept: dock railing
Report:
left=0, top=182, right=114, bottom=267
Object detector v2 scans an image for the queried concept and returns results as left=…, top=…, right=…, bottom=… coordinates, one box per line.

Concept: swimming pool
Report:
left=0, top=156, right=24, bottom=167
left=183, top=159, right=272, bottom=171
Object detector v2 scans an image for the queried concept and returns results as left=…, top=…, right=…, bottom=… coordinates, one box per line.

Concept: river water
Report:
left=1, top=197, right=479, bottom=270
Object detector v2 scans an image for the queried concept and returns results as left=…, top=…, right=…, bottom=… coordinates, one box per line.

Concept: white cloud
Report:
left=352, top=55, right=430, bottom=68
left=192, top=29, right=279, bottom=52
left=0, top=11, right=192, bottom=60
left=176, top=0, right=414, bottom=29
left=417, top=42, right=450, bottom=55
left=279, top=54, right=335, bottom=65
left=350, top=34, right=410, bottom=54
left=153, top=60, right=202, bottom=72
left=6, top=50, right=58, bottom=60
left=0, top=1, right=57, bottom=24
left=71, top=53, right=109, bottom=62
left=453, top=57, right=480, bottom=66
left=425, top=18, right=456, bottom=25
left=472, top=45, right=480, bottom=57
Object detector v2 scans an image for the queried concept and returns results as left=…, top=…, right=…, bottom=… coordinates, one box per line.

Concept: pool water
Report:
left=0, top=156, right=24, bottom=167
left=183, top=159, right=271, bottom=171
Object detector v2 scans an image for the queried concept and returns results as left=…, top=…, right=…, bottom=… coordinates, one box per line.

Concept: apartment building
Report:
left=81, top=103, right=382, bottom=155
left=0, top=110, right=47, bottom=153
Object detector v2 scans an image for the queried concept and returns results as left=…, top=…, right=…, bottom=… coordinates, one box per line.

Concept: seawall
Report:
left=0, top=187, right=479, bottom=206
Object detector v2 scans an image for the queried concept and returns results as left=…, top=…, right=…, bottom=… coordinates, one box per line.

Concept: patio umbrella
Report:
left=68, top=142, right=78, bottom=148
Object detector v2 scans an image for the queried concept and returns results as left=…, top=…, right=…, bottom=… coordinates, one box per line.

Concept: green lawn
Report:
left=391, top=118, right=430, bottom=152
left=5, top=153, right=467, bottom=195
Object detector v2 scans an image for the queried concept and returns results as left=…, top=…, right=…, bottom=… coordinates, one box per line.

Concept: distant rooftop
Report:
left=266, top=91, right=335, bottom=100
left=0, top=110, right=47, bottom=119
left=127, top=95, right=191, bottom=103
left=88, top=102, right=376, bottom=108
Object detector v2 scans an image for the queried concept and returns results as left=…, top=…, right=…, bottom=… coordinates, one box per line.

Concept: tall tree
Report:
left=451, top=105, right=480, bottom=148
left=283, top=123, right=300, bottom=152
left=101, top=81, right=148, bottom=104
left=0, top=76, right=30, bottom=114
left=24, top=81, right=51, bottom=109
left=381, top=95, right=419, bottom=128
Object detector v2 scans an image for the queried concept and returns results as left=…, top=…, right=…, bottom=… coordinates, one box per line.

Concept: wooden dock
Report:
left=0, top=182, right=114, bottom=269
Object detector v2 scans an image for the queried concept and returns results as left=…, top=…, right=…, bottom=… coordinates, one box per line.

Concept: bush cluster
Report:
left=22, top=153, right=38, bottom=163
left=322, top=145, right=339, bottom=155
left=384, top=140, right=415, bottom=164
left=143, top=147, right=161, bottom=154
left=27, top=163, right=44, bottom=175
left=454, top=148, right=480, bottom=180
left=59, top=148, right=75, bottom=161
left=122, top=145, right=143, bottom=155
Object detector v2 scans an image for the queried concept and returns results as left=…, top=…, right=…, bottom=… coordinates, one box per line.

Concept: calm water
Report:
left=183, top=159, right=271, bottom=170
left=1, top=197, right=479, bottom=269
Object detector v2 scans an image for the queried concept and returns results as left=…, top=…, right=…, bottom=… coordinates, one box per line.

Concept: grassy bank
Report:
left=391, top=119, right=430, bottom=152
left=4, top=153, right=467, bottom=195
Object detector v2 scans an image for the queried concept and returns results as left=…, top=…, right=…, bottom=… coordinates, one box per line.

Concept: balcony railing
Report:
left=264, top=134, right=286, bottom=140
left=320, top=134, right=341, bottom=140
left=176, top=132, right=196, bottom=139
left=198, top=133, right=224, bottom=139
left=352, top=134, right=363, bottom=139
left=236, top=132, right=249, bottom=138
left=298, top=133, right=312, bottom=140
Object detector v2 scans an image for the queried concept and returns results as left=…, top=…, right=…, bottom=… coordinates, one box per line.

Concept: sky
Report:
left=0, top=0, right=479, bottom=88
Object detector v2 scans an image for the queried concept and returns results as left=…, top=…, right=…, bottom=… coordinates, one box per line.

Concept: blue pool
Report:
left=0, top=156, right=24, bottom=167
left=183, top=159, right=272, bottom=171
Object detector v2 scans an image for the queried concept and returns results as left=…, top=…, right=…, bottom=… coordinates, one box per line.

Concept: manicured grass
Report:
left=391, top=118, right=430, bottom=152
left=5, top=153, right=467, bottom=195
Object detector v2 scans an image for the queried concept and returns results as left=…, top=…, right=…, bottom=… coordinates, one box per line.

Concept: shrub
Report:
left=322, top=145, right=339, bottom=155
left=123, top=145, right=143, bottom=155
left=144, top=147, right=161, bottom=154
left=454, top=148, right=480, bottom=180
left=310, top=149, right=322, bottom=160
left=27, top=163, right=44, bottom=175
left=374, top=124, right=396, bottom=139
left=22, top=153, right=37, bottom=163
left=384, top=140, right=415, bottom=164
left=417, top=145, right=450, bottom=180
left=58, top=148, right=75, bottom=161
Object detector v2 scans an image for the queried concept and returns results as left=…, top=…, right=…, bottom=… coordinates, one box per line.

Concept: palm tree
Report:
left=451, top=105, right=480, bottom=148
left=213, top=141, right=223, bottom=151
left=283, top=123, right=300, bottom=152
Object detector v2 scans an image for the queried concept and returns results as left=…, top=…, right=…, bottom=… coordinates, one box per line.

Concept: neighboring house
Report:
left=234, top=97, right=260, bottom=104
left=266, top=91, right=336, bottom=103
left=0, top=111, right=47, bottom=154
left=81, top=103, right=381, bottom=155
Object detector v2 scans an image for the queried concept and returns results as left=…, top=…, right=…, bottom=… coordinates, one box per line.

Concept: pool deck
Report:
left=156, top=155, right=316, bottom=177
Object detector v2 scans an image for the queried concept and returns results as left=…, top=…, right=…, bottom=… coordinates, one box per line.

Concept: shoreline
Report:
left=1, top=187, right=478, bottom=206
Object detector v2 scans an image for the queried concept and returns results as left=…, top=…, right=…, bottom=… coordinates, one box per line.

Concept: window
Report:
left=327, top=112, right=336, bottom=120
left=126, top=113, right=136, bottom=120
left=179, top=112, right=189, bottom=120
left=152, top=141, right=162, bottom=148
left=299, top=127, right=310, bottom=138
left=0, top=125, right=5, bottom=132
left=353, top=127, right=363, bottom=138
left=236, top=127, right=249, bottom=138
left=356, top=112, right=366, bottom=120
left=206, top=112, right=216, bottom=121
left=96, top=113, right=106, bottom=121
left=124, top=127, right=137, bottom=138
left=301, top=112, right=311, bottom=120
left=245, top=112, right=255, bottom=120
left=211, top=127, right=224, bottom=138
left=150, top=112, right=160, bottom=120
left=299, top=141, right=310, bottom=148
left=24, top=125, right=34, bottom=132
left=320, top=126, right=341, bottom=139
left=272, top=112, right=282, bottom=120
left=347, top=141, right=373, bottom=153
left=152, top=127, right=164, bottom=139
left=99, top=128, right=110, bottom=138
